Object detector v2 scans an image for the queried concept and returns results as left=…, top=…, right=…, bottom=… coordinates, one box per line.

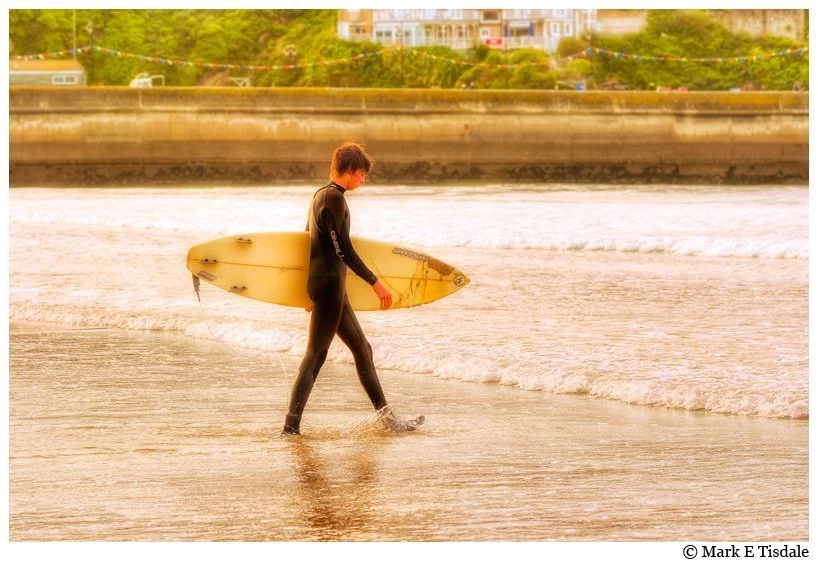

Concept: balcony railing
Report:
left=503, top=36, right=549, bottom=48
left=503, top=10, right=583, bottom=20
left=366, top=35, right=555, bottom=51
left=369, top=36, right=480, bottom=50
left=369, top=9, right=594, bottom=25
left=372, top=9, right=481, bottom=22
left=503, top=9, right=546, bottom=19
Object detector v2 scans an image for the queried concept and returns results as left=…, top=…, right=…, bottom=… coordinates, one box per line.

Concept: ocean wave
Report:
left=11, top=185, right=807, bottom=261
left=398, top=235, right=808, bottom=259
left=10, top=302, right=807, bottom=420
left=10, top=211, right=806, bottom=259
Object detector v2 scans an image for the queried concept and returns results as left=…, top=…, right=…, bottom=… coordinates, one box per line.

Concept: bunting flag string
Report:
left=11, top=44, right=808, bottom=71
left=406, top=45, right=808, bottom=67
left=12, top=45, right=388, bottom=71
left=12, top=46, right=93, bottom=60
left=89, top=45, right=387, bottom=70
left=562, top=46, right=808, bottom=64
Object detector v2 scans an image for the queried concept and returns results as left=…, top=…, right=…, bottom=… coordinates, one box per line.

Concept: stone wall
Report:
left=9, top=87, right=809, bottom=186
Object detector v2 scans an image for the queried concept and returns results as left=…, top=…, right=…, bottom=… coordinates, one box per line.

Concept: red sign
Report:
left=485, top=38, right=504, bottom=46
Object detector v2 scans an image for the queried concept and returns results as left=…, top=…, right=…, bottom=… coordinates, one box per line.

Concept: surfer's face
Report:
left=346, top=169, right=368, bottom=191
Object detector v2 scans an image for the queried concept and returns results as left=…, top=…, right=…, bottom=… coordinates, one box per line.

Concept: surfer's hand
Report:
left=373, top=280, right=392, bottom=310
left=305, top=303, right=313, bottom=313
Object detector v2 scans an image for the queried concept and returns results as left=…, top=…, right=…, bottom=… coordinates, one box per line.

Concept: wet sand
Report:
left=9, top=323, right=808, bottom=541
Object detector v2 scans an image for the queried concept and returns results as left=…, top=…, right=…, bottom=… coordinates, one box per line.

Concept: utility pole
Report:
left=400, top=19, right=404, bottom=87
left=501, top=9, right=509, bottom=89
left=584, top=29, right=595, bottom=88
left=86, top=20, right=94, bottom=83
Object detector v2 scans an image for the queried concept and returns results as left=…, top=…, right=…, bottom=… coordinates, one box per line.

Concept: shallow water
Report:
left=9, top=324, right=808, bottom=541
left=8, top=184, right=809, bottom=540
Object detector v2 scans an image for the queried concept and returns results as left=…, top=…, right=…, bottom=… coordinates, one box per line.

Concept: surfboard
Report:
left=186, top=232, right=470, bottom=311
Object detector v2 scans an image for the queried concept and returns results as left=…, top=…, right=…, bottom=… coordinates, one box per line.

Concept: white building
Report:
left=338, top=9, right=600, bottom=52
left=10, top=59, right=87, bottom=86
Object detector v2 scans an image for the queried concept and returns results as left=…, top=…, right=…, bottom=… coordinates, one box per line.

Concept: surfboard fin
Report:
left=192, top=274, right=201, bottom=303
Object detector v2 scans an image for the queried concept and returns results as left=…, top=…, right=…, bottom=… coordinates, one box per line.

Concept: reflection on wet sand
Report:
left=288, top=437, right=381, bottom=540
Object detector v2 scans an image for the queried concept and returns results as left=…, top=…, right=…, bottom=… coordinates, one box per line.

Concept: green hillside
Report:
left=9, top=9, right=808, bottom=90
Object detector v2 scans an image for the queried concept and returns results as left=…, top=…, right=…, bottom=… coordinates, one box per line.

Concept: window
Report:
left=481, top=27, right=490, bottom=38
left=551, top=23, right=560, bottom=36
left=565, top=23, right=572, bottom=36
left=52, top=74, right=78, bottom=85
left=554, top=9, right=566, bottom=17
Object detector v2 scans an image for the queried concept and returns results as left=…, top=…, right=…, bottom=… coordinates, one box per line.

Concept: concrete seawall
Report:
left=9, top=87, right=809, bottom=186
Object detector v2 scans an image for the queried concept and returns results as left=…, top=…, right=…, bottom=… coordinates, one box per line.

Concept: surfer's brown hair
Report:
left=330, top=142, right=374, bottom=177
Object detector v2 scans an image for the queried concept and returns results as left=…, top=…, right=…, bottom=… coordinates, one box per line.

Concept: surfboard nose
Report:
left=453, top=271, right=470, bottom=288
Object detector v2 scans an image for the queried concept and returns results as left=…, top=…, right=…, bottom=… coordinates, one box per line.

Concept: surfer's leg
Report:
left=284, top=294, right=343, bottom=434
left=336, top=295, right=388, bottom=411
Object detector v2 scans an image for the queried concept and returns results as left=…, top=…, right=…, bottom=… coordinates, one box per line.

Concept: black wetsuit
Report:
left=283, top=181, right=387, bottom=433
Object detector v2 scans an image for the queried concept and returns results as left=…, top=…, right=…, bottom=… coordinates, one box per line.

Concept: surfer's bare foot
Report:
left=378, top=407, right=425, bottom=432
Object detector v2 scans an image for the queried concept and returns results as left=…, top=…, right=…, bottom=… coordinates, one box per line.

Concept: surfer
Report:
left=283, top=142, right=421, bottom=435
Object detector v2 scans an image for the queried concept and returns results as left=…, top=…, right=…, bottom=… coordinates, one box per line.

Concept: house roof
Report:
left=10, top=59, right=86, bottom=72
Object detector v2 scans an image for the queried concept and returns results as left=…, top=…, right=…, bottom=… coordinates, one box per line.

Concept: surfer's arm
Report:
left=323, top=193, right=378, bottom=286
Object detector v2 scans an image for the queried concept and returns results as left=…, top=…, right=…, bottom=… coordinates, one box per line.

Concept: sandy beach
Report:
left=10, top=322, right=807, bottom=541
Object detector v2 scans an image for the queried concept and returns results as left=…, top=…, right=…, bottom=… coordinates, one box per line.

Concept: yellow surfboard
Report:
left=186, top=232, right=470, bottom=311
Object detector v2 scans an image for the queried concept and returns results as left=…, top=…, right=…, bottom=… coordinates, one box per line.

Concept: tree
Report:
left=587, top=10, right=807, bottom=90
left=557, top=36, right=589, bottom=58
